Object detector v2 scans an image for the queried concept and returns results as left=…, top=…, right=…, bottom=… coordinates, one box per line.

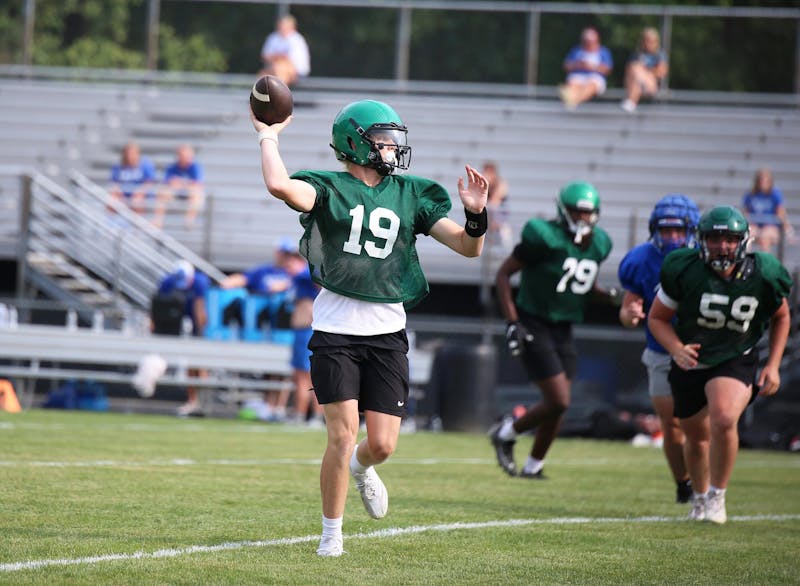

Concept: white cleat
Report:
left=316, top=535, right=344, bottom=557
left=354, top=466, right=388, bottom=519
left=688, top=494, right=707, bottom=521
left=706, top=490, right=727, bottom=525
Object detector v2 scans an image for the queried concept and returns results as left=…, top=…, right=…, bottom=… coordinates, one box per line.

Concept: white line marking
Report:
left=2, top=515, right=798, bottom=572
left=1, top=456, right=797, bottom=469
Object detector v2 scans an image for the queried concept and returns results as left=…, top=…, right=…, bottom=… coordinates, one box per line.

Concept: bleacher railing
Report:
left=11, top=168, right=227, bottom=317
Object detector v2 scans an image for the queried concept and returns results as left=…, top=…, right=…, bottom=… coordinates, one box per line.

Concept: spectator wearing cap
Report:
left=156, top=260, right=211, bottom=416
left=219, top=237, right=307, bottom=421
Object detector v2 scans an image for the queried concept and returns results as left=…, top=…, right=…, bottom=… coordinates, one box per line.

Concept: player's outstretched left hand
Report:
left=457, top=165, right=488, bottom=214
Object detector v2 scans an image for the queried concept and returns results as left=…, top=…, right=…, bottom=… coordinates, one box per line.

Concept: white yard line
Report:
left=2, top=514, right=799, bottom=573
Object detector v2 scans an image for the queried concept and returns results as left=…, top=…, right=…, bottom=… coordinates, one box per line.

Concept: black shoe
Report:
left=676, top=478, right=692, bottom=503
left=519, top=469, right=547, bottom=480
left=488, top=419, right=517, bottom=477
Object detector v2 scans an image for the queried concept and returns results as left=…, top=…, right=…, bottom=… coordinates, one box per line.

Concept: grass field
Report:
left=2, top=409, right=799, bottom=585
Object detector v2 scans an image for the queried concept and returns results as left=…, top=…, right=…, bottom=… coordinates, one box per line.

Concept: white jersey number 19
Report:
left=342, top=205, right=400, bottom=259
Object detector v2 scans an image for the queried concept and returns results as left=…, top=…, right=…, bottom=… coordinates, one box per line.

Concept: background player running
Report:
left=491, top=182, right=614, bottom=479
left=618, top=194, right=700, bottom=504
left=649, top=205, right=791, bottom=524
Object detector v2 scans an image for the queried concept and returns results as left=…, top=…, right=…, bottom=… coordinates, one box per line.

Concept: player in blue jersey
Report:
left=618, top=194, right=700, bottom=503
left=250, top=99, right=488, bottom=556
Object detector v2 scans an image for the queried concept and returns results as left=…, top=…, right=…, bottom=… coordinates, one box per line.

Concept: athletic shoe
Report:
left=354, top=466, right=388, bottom=519
left=706, top=490, right=727, bottom=525
left=688, top=494, right=707, bottom=521
left=488, top=419, right=518, bottom=477
left=519, top=468, right=547, bottom=480
left=676, top=479, right=693, bottom=504
left=176, top=400, right=201, bottom=417
left=316, top=535, right=344, bottom=557
left=620, top=99, right=637, bottom=113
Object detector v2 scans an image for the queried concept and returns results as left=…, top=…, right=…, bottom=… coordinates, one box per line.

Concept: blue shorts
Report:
left=291, top=327, right=313, bottom=371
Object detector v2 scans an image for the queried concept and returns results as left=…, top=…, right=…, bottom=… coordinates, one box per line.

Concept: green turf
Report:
left=1, top=409, right=798, bottom=585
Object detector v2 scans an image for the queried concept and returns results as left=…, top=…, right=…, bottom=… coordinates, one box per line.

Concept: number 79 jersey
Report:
left=514, top=218, right=612, bottom=323
left=291, top=170, right=452, bottom=308
left=658, top=247, right=792, bottom=367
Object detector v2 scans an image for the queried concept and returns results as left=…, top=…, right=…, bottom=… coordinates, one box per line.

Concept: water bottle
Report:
left=8, top=306, right=18, bottom=329
left=92, top=310, right=104, bottom=333
left=66, top=308, right=78, bottom=331
left=180, top=316, right=193, bottom=338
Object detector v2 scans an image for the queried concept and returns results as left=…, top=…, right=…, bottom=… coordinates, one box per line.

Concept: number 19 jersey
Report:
left=291, top=170, right=452, bottom=308
left=514, top=218, right=612, bottom=323
left=658, top=248, right=791, bottom=366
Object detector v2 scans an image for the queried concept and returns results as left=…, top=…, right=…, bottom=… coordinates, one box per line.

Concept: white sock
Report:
left=321, top=515, right=342, bottom=540
left=350, top=443, right=368, bottom=477
left=694, top=490, right=709, bottom=499
left=522, top=457, right=544, bottom=474
left=709, top=486, right=726, bottom=497
left=498, top=419, right=517, bottom=442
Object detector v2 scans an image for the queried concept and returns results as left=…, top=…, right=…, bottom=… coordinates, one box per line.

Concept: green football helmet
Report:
left=556, top=182, right=600, bottom=244
left=330, top=100, right=411, bottom=176
left=697, top=205, right=750, bottom=272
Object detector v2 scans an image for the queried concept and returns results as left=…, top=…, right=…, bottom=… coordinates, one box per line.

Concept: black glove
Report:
left=506, top=321, right=534, bottom=357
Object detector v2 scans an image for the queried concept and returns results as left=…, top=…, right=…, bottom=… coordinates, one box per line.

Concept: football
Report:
left=249, top=75, right=293, bottom=125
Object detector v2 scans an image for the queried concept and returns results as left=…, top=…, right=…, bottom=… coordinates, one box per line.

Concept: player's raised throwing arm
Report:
left=250, top=106, right=317, bottom=212
left=429, top=165, right=489, bottom=257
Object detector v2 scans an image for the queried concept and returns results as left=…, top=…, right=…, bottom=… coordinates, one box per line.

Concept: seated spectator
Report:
left=742, top=167, right=795, bottom=253
left=559, top=26, right=613, bottom=110
left=621, top=27, right=668, bottom=113
left=154, top=144, right=205, bottom=229
left=259, top=14, right=310, bottom=87
left=109, top=141, right=157, bottom=216
left=219, top=237, right=304, bottom=422
left=482, top=161, right=512, bottom=249
left=154, top=260, right=211, bottom=417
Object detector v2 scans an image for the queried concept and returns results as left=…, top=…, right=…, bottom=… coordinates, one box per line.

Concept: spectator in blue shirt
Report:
left=559, top=27, right=613, bottom=110
left=109, top=141, right=157, bottom=216
left=154, top=144, right=206, bottom=229
left=742, top=168, right=795, bottom=253
left=157, top=260, right=211, bottom=416
left=289, top=262, right=323, bottom=426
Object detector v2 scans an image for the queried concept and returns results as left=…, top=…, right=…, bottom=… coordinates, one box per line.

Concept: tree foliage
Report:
left=0, top=0, right=796, bottom=92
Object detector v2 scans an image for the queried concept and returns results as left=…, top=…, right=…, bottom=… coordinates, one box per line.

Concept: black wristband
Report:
left=464, top=207, right=488, bottom=237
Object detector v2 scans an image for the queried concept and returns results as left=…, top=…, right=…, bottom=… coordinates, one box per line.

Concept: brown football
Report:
left=249, top=75, right=293, bottom=125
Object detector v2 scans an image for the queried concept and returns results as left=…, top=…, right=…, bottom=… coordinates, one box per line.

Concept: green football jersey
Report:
left=659, top=248, right=792, bottom=366
left=290, top=170, right=451, bottom=307
left=514, top=218, right=612, bottom=323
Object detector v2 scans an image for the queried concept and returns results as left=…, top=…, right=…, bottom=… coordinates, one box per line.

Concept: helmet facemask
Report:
left=361, top=124, right=411, bottom=176
left=700, top=230, right=750, bottom=273
left=557, top=199, right=599, bottom=245
left=653, top=219, right=690, bottom=255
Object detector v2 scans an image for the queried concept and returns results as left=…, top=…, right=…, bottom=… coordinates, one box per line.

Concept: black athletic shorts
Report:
left=308, top=330, right=409, bottom=417
left=668, top=350, right=759, bottom=419
left=517, top=311, right=577, bottom=381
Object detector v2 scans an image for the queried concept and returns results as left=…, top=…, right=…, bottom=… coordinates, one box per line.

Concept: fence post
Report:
left=146, top=0, right=161, bottom=71
left=395, top=6, right=412, bottom=82
left=525, top=8, right=541, bottom=87
left=16, top=174, right=33, bottom=305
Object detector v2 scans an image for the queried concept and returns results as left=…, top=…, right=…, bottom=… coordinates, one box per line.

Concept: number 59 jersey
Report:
left=291, top=170, right=452, bottom=308
left=514, top=218, right=612, bottom=323
left=658, top=247, right=792, bottom=367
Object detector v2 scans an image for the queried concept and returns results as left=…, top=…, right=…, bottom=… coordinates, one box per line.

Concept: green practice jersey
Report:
left=514, top=218, right=612, bottom=323
left=659, top=248, right=792, bottom=366
left=291, top=170, right=451, bottom=307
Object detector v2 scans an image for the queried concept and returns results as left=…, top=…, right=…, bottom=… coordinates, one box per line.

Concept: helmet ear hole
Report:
left=347, top=137, right=356, bottom=151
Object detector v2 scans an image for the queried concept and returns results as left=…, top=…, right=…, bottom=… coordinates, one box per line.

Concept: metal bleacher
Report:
left=2, top=72, right=800, bottom=289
